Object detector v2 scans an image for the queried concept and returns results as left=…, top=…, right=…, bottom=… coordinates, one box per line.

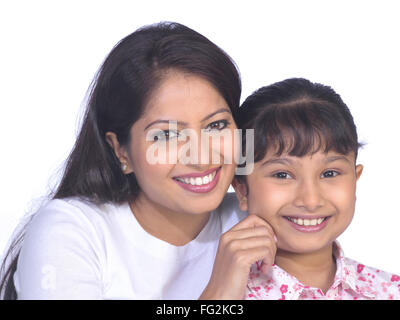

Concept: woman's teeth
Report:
left=175, top=170, right=217, bottom=186
left=286, top=217, right=327, bottom=226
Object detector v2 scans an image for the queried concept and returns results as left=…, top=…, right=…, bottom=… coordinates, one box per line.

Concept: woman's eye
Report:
left=205, top=120, right=229, bottom=132
left=321, top=170, right=339, bottom=178
left=273, top=172, right=292, bottom=179
left=153, top=130, right=179, bottom=141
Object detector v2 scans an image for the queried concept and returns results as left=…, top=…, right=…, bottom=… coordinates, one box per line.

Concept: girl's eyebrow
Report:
left=324, top=155, right=352, bottom=164
left=144, top=108, right=231, bottom=130
left=260, top=155, right=352, bottom=168
left=261, top=157, right=293, bottom=167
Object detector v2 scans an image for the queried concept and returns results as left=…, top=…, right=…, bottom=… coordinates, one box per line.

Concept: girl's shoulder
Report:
left=343, top=257, right=400, bottom=299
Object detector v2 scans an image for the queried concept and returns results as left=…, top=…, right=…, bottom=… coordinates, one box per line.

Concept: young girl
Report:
left=233, top=78, right=400, bottom=300
left=0, top=22, right=275, bottom=300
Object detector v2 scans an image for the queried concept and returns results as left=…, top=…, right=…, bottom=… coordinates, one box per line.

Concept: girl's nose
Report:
left=293, top=179, right=325, bottom=212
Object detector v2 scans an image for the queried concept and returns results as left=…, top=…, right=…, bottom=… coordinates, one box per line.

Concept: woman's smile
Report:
left=173, top=167, right=221, bottom=193
left=123, top=71, right=238, bottom=216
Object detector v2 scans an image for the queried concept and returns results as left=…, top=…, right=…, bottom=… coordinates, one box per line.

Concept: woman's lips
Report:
left=173, top=167, right=221, bottom=193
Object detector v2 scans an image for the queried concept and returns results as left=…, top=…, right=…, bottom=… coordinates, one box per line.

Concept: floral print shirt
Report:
left=246, top=242, right=400, bottom=300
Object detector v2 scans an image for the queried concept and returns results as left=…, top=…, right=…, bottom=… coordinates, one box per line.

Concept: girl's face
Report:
left=234, top=149, right=363, bottom=254
left=109, top=71, right=238, bottom=215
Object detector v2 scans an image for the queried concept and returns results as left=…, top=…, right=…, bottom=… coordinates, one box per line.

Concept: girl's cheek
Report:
left=247, top=181, right=288, bottom=218
left=326, top=180, right=356, bottom=209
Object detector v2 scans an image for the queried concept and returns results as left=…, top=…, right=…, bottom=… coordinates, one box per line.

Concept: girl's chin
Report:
left=278, top=240, right=334, bottom=255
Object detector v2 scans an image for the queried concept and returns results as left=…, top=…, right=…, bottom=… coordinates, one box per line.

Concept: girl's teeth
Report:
left=176, top=171, right=217, bottom=186
left=289, top=217, right=326, bottom=226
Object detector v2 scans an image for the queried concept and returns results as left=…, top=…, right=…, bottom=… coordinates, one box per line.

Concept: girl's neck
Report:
left=129, top=193, right=211, bottom=246
left=274, top=243, right=337, bottom=294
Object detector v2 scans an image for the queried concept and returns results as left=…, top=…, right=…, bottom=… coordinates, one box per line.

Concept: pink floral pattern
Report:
left=245, top=242, right=400, bottom=300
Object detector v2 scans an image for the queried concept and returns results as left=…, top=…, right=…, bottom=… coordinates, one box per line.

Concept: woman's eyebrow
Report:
left=144, top=108, right=231, bottom=130
left=144, top=120, right=187, bottom=131
left=200, top=108, right=231, bottom=122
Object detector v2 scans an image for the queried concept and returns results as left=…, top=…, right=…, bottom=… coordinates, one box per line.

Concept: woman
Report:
left=0, top=22, right=275, bottom=299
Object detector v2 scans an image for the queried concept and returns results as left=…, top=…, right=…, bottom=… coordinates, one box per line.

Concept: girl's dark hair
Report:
left=237, top=78, right=362, bottom=167
left=0, top=21, right=241, bottom=299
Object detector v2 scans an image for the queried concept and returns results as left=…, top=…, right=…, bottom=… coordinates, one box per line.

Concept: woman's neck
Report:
left=274, top=243, right=336, bottom=294
left=129, top=193, right=211, bottom=246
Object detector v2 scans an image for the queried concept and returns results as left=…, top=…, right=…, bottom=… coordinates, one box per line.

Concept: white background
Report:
left=1, top=1, right=399, bottom=274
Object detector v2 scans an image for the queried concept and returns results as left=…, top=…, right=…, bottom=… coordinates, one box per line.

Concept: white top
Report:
left=14, top=193, right=246, bottom=299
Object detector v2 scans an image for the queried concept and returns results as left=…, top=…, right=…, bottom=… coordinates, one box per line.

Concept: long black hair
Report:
left=0, top=21, right=241, bottom=299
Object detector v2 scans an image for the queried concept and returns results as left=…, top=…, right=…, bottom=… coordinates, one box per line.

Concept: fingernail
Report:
left=274, top=235, right=278, bottom=243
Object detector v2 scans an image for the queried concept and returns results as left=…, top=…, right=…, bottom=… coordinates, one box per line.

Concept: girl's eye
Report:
left=204, top=120, right=229, bottom=132
left=273, top=172, right=292, bottom=179
left=321, top=170, right=339, bottom=178
left=153, top=130, right=179, bottom=141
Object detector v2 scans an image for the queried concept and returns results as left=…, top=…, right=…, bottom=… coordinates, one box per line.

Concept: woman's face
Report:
left=113, top=71, right=238, bottom=215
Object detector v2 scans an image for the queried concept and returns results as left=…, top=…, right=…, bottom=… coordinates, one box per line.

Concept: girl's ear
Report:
left=355, top=164, right=364, bottom=181
left=231, top=177, right=249, bottom=212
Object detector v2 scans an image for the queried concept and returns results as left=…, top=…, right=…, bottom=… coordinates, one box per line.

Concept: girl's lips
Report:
left=284, top=216, right=331, bottom=233
left=173, top=167, right=221, bottom=193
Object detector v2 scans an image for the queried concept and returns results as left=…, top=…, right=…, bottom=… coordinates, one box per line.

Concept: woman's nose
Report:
left=177, top=128, right=230, bottom=169
left=176, top=129, right=211, bottom=169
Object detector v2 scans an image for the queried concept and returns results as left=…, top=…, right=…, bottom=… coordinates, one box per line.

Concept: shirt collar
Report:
left=248, top=241, right=378, bottom=299
left=332, top=241, right=378, bottom=299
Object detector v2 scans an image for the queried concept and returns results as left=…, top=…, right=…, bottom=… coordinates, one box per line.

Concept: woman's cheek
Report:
left=207, top=129, right=236, bottom=166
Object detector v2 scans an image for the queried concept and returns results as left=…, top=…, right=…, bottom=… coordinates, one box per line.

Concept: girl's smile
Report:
left=283, top=215, right=331, bottom=233
left=234, top=149, right=363, bottom=254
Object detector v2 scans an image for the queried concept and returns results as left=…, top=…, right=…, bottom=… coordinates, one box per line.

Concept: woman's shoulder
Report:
left=214, top=192, right=247, bottom=233
left=24, top=197, right=124, bottom=243
left=14, top=197, right=120, bottom=299
left=31, top=197, right=111, bottom=222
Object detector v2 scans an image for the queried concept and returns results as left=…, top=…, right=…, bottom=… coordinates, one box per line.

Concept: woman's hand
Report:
left=199, top=214, right=277, bottom=300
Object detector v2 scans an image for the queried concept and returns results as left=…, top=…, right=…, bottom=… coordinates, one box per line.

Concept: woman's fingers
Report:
left=223, top=235, right=275, bottom=253
left=200, top=213, right=277, bottom=299
left=221, top=225, right=275, bottom=243
left=229, top=213, right=273, bottom=232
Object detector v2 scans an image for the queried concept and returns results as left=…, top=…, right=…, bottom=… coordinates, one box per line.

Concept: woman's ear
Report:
left=105, top=132, right=133, bottom=174
left=231, top=177, right=249, bottom=212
